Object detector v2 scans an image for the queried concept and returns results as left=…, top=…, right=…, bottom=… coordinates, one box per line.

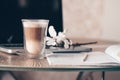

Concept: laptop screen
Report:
left=0, top=0, right=63, bottom=45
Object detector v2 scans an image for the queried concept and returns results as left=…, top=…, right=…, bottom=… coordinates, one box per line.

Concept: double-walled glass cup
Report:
left=22, top=19, right=49, bottom=59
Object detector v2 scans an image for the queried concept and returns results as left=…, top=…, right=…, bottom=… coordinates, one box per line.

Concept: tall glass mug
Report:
left=22, top=19, right=49, bottom=59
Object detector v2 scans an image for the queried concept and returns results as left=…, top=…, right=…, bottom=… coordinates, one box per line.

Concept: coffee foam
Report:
left=23, top=22, right=48, bottom=28
left=22, top=19, right=49, bottom=28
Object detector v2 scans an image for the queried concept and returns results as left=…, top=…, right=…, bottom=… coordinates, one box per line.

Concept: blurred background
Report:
left=0, top=0, right=120, bottom=80
left=63, top=0, right=120, bottom=42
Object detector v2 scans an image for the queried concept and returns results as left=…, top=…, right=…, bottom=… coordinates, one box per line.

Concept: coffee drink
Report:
left=22, top=19, right=49, bottom=59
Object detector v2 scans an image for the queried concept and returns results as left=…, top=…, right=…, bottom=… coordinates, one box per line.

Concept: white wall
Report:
left=63, top=0, right=120, bottom=42
left=62, top=0, right=103, bottom=39
left=101, top=0, right=120, bottom=42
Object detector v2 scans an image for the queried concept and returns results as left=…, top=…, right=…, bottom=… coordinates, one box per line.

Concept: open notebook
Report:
left=47, top=45, right=120, bottom=65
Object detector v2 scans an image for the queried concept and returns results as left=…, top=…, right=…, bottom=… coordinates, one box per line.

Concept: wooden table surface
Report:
left=0, top=38, right=120, bottom=71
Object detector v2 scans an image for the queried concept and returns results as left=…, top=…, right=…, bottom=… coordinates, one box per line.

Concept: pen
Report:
left=83, top=54, right=88, bottom=62
left=72, top=41, right=97, bottom=47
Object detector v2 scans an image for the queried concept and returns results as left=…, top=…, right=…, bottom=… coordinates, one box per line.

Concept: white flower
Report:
left=46, top=26, right=72, bottom=49
left=46, top=37, right=56, bottom=46
left=48, top=25, right=57, bottom=38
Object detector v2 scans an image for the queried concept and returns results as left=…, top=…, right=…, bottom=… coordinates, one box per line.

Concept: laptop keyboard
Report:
left=0, top=44, right=23, bottom=47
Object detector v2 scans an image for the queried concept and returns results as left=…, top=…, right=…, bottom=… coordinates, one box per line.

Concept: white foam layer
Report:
left=22, top=19, right=49, bottom=28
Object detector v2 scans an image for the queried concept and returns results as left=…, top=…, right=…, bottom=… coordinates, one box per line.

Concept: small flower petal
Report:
left=49, top=26, right=57, bottom=38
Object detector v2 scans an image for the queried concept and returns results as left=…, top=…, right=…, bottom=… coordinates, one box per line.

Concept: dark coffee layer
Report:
left=24, top=27, right=46, bottom=41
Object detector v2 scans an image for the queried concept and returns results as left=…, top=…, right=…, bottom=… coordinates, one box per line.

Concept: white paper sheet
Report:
left=47, top=52, right=118, bottom=65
